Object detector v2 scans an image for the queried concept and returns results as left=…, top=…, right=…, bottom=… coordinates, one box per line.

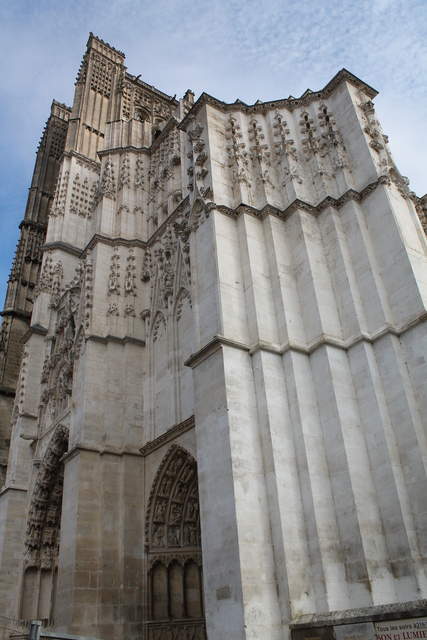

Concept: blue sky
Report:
left=0, top=0, right=426, bottom=306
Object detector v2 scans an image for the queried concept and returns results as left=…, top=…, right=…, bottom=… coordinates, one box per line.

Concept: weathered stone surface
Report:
left=0, top=31, right=426, bottom=640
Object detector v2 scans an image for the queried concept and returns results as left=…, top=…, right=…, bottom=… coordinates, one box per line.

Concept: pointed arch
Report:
left=21, top=425, right=68, bottom=624
left=174, top=287, right=192, bottom=323
left=145, top=445, right=205, bottom=636
left=25, top=424, right=69, bottom=569
left=151, top=310, right=166, bottom=343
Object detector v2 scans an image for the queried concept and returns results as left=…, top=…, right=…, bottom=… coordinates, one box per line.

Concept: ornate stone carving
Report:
left=124, top=248, right=137, bottom=296
left=83, top=255, right=93, bottom=330
left=359, top=99, right=390, bottom=182
left=108, top=248, right=121, bottom=296
left=119, top=153, right=130, bottom=190
left=34, top=252, right=63, bottom=301
left=141, top=249, right=152, bottom=282
left=152, top=228, right=177, bottom=308
left=317, top=103, right=350, bottom=174
left=50, top=170, right=69, bottom=217
left=24, top=227, right=45, bottom=264
left=9, top=236, right=25, bottom=283
left=176, top=289, right=192, bottom=321
left=134, top=154, right=144, bottom=190
left=25, top=425, right=69, bottom=569
left=410, top=193, right=427, bottom=234
left=299, top=109, right=321, bottom=158
left=153, top=312, right=166, bottom=342
left=273, top=110, right=302, bottom=186
left=107, top=303, right=120, bottom=316
left=118, top=203, right=130, bottom=215
left=48, top=262, right=64, bottom=309
left=0, top=317, right=10, bottom=354
left=123, top=304, right=135, bottom=318
left=90, top=52, right=113, bottom=98
left=99, top=155, right=116, bottom=201
left=70, top=173, right=92, bottom=218
left=148, top=126, right=182, bottom=220
left=248, top=116, right=275, bottom=190
left=226, top=114, right=252, bottom=199
left=299, top=108, right=331, bottom=181
left=146, top=445, right=201, bottom=552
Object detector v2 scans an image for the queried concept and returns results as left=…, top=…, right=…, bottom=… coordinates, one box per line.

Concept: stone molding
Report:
left=97, top=145, right=150, bottom=158
left=61, top=442, right=143, bottom=465
left=63, top=150, right=101, bottom=174
left=179, top=68, right=378, bottom=130
left=185, top=314, right=427, bottom=368
left=21, top=324, right=48, bottom=344
left=139, top=416, right=195, bottom=457
left=87, top=333, right=146, bottom=347
left=215, top=179, right=384, bottom=224
left=0, top=485, right=28, bottom=497
left=84, top=234, right=148, bottom=253
left=41, top=241, right=83, bottom=257
left=0, top=384, right=16, bottom=396
left=18, top=219, right=47, bottom=231
left=290, top=599, right=427, bottom=629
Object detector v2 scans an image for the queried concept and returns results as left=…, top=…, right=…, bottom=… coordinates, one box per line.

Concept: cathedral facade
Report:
left=0, top=33, right=427, bottom=640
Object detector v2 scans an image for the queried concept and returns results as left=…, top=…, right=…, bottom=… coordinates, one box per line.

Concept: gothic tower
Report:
left=0, top=101, right=70, bottom=488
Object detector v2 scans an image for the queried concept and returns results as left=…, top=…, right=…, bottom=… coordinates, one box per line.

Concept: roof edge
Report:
left=179, top=68, right=378, bottom=131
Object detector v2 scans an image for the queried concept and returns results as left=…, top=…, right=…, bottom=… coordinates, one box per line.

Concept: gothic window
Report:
left=145, top=446, right=206, bottom=640
left=21, top=426, right=68, bottom=625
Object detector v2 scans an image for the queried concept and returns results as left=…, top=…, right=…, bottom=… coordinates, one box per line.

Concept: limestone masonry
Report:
left=0, top=32, right=427, bottom=640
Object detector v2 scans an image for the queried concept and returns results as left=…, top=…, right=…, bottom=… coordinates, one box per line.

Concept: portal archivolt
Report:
left=20, top=425, right=68, bottom=624
left=145, top=445, right=206, bottom=639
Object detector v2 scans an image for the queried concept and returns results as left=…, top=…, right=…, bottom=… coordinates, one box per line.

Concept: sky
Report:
left=0, top=0, right=426, bottom=307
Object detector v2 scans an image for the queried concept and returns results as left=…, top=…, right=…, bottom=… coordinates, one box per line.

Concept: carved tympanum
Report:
left=145, top=446, right=206, bottom=638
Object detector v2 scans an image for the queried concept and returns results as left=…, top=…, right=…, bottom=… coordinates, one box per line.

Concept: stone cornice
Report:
left=87, top=333, right=146, bottom=347
left=62, top=441, right=142, bottom=465
left=179, top=68, right=378, bottom=130
left=0, top=384, right=16, bottom=396
left=0, top=485, right=28, bottom=498
left=18, top=219, right=47, bottom=231
left=139, top=416, right=195, bottom=457
left=290, top=599, right=427, bottom=629
left=97, top=115, right=179, bottom=159
left=88, top=32, right=126, bottom=59
left=124, top=72, right=179, bottom=105
left=97, top=146, right=151, bottom=158
left=0, top=309, right=31, bottom=320
left=64, top=150, right=101, bottom=174
left=83, top=234, right=147, bottom=254
left=21, top=324, right=48, bottom=344
left=184, top=335, right=247, bottom=369
left=215, top=179, right=384, bottom=224
left=185, top=312, right=427, bottom=368
left=41, top=240, right=83, bottom=257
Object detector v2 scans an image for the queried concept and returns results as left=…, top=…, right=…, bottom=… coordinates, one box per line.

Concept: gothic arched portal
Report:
left=20, top=425, right=68, bottom=624
left=145, top=445, right=206, bottom=639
